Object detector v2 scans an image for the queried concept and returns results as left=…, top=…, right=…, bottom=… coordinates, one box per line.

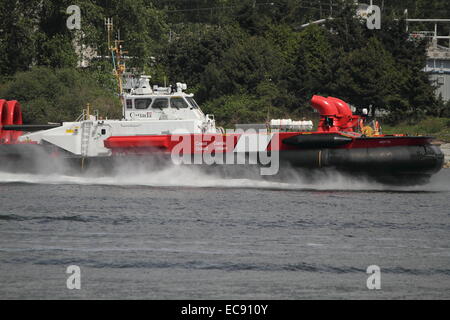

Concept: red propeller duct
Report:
left=311, top=95, right=338, bottom=116
left=310, top=95, right=360, bottom=132
left=327, top=97, right=352, bottom=117
left=0, top=99, right=23, bottom=144
left=0, top=99, right=9, bottom=143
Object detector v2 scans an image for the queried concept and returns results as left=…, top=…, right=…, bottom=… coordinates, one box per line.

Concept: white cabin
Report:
left=18, top=76, right=219, bottom=157
left=122, top=76, right=209, bottom=123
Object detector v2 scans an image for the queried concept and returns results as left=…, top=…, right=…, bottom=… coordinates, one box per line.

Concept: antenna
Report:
left=104, top=17, right=128, bottom=95
left=104, top=18, right=113, bottom=52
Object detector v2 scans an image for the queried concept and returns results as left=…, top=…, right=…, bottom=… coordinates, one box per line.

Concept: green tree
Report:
left=0, top=0, right=39, bottom=76
left=332, top=37, right=400, bottom=116
left=199, top=36, right=285, bottom=100
left=0, top=67, right=121, bottom=124
left=162, top=23, right=245, bottom=90
left=291, top=24, right=333, bottom=107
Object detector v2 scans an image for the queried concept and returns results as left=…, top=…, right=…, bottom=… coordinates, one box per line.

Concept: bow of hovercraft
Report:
left=276, top=96, right=444, bottom=185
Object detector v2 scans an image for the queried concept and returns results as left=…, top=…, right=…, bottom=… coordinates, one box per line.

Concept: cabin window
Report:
left=126, top=99, right=133, bottom=109
left=170, top=97, right=189, bottom=109
left=152, top=98, right=169, bottom=109
left=135, top=98, right=152, bottom=110
left=186, top=97, right=199, bottom=109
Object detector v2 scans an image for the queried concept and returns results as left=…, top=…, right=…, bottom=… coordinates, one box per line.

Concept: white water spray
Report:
left=0, top=160, right=448, bottom=192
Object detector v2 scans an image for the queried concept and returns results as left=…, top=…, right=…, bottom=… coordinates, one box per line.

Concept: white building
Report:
left=426, top=42, right=450, bottom=102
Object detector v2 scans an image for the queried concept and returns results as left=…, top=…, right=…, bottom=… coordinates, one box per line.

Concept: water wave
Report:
left=0, top=163, right=449, bottom=192
left=2, top=256, right=449, bottom=275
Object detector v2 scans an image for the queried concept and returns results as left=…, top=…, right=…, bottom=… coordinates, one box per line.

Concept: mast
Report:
left=105, top=18, right=127, bottom=95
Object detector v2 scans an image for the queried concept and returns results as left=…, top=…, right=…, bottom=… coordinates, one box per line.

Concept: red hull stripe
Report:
left=104, top=132, right=433, bottom=155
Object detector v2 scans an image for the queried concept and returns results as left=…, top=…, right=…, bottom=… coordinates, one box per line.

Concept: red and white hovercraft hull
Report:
left=0, top=86, right=444, bottom=185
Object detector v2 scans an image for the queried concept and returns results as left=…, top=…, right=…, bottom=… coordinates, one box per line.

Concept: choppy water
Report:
left=0, top=166, right=449, bottom=299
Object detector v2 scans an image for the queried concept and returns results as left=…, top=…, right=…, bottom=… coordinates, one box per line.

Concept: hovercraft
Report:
left=0, top=80, right=444, bottom=185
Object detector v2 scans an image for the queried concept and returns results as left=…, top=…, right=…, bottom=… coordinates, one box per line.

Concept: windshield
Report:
left=170, top=97, right=189, bottom=109
left=134, top=98, right=152, bottom=110
left=186, top=97, right=199, bottom=109
left=151, top=98, right=169, bottom=109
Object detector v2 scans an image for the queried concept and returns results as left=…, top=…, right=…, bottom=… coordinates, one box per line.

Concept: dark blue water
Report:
left=0, top=167, right=449, bottom=299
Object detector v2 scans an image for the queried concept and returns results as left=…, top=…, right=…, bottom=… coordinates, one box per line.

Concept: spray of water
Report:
left=0, top=154, right=448, bottom=192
